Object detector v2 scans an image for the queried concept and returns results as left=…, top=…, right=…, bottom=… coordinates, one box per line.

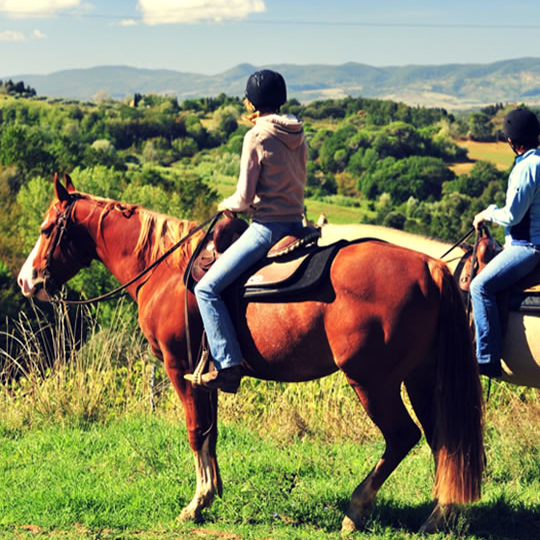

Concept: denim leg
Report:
left=470, top=244, right=540, bottom=365
left=195, top=221, right=301, bottom=370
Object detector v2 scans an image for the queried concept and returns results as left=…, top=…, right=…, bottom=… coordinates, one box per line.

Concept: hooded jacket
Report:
left=220, top=114, right=308, bottom=223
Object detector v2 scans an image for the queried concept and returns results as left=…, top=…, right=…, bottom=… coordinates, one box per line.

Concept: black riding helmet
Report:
left=245, top=70, right=287, bottom=112
left=503, top=108, right=540, bottom=147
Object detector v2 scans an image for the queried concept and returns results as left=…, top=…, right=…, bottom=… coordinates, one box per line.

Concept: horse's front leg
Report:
left=163, top=356, right=221, bottom=522
left=179, top=420, right=222, bottom=523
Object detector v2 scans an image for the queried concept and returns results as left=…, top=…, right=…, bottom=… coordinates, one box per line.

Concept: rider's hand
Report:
left=217, top=202, right=235, bottom=219
left=473, top=210, right=489, bottom=231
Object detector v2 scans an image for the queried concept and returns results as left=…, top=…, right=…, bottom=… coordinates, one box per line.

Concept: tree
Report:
left=443, top=161, right=506, bottom=198
left=0, top=125, right=53, bottom=175
left=360, top=155, right=454, bottom=204
left=468, top=112, right=494, bottom=141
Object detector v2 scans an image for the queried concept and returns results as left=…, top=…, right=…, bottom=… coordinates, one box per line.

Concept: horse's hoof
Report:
left=178, top=507, right=203, bottom=523
left=419, top=521, right=436, bottom=535
left=341, top=515, right=363, bottom=535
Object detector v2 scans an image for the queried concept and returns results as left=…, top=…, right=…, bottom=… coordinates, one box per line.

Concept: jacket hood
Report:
left=255, top=114, right=305, bottom=150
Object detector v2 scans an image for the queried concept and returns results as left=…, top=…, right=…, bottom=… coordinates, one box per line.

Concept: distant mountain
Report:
left=3, top=58, right=540, bottom=109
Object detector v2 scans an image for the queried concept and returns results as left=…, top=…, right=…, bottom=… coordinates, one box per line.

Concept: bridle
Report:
left=42, top=195, right=93, bottom=298
left=41, top=195, right=221, bottom=305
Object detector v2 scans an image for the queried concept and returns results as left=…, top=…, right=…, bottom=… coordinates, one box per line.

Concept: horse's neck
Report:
left=75, top=198, right=147, bottom=290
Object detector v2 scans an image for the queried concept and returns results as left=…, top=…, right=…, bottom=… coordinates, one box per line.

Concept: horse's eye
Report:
left=41, top=226, right=53, bottom=238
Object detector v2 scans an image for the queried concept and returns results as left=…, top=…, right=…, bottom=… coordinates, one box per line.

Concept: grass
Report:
left=0, top=409, right=538, bottom=540
left=0, top=305, right=539, bottom=539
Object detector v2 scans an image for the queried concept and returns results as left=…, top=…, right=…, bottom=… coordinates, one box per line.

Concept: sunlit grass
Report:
left=0, top=303, right=538, bottom=539
left=456, top=140, right=515, bottom=171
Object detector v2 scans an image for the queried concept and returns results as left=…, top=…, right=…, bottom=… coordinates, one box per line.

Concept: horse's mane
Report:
left=134, top=206, right=203, bottom=268
left=76, top=192, right=204, bottom=269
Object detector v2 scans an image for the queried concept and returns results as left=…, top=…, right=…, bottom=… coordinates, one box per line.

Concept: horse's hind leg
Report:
left=342, top=379, right=422, bottom=533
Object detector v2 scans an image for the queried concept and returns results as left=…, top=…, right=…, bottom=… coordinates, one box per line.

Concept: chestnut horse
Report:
left=18, top=175, right=484, bottom=533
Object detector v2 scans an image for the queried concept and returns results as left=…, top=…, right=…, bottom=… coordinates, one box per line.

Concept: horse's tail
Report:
left=429, top=259, right=484, bottom=505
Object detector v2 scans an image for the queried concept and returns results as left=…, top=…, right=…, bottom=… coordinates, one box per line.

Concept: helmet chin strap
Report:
left=507, top=138, right=528, bottom=156
left=509, top=139, right=519, bottom=155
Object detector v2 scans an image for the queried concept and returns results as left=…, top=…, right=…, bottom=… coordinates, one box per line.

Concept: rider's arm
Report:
left=483, top=161, right=537, bottom=227
left=218, top=130, right=261, bottom=213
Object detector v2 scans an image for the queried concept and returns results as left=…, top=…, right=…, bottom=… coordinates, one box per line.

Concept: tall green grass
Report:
left=0, top=303, right=538, bottom=539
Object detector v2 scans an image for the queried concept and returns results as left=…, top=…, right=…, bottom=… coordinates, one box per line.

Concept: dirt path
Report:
left=320, top=223, right=452, bottom=258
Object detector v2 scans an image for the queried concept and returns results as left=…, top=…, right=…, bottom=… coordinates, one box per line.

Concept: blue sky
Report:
left=1, top=0, right=540, bottom=77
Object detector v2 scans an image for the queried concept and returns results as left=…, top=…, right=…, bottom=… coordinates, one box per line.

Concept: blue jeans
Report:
left=195, top=221, right=302, bottom=370
left=469, top=243, right=540, bottom=366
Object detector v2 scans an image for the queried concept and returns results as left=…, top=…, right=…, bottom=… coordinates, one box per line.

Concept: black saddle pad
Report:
left=509, top=292, right=540, bottom=313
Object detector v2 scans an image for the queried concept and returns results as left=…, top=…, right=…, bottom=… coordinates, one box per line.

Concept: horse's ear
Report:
left=64, top=173, right=76, bottom=193
left=54, top=173, right=70, bottom=202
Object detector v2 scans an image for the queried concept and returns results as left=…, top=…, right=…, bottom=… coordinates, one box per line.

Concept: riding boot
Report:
left=185, top=365, right=244, bottom=393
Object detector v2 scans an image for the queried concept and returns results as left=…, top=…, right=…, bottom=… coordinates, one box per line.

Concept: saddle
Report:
left=459, top=235, right=540, bottom=313
left=184, top=216, right=343, bottom=300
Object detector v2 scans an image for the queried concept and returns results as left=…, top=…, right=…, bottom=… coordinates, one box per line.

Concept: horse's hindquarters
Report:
left=502, top=312, right=540, bottom=388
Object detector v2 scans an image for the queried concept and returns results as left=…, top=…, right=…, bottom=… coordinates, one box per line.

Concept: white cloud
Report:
left=33, top=29, right=48, bottom=39
left=0, top=30, right=25, bottom=41
left=0, top=1, right=83, bottom=17
left=137, top=0, right=266, bottom=25
left=118, top=19, right=138, bottom=27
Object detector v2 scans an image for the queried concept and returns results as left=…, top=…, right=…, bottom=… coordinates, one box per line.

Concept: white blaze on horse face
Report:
left=17, top=236, right=43, bottom=298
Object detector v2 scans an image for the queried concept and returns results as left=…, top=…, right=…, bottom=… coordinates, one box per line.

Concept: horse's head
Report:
left=18, top=173, right=96, bottom=301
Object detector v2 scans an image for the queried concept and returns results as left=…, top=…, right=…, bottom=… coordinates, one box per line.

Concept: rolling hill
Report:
left=3, top=57, right=540, bottom=109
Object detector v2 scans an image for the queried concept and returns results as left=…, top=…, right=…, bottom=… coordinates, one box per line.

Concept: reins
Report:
left=49, top=207, right=222, bottom=306
left=439, top=227, right=475, bottom=260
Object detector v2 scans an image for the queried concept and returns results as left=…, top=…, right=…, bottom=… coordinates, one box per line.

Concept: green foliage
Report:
left=0, top=125, right=54, bottom=175
left=468, top=111, right=495, bottom=141
left=16, top=175, right=54, bottom=250
left=360, top=155, right=454, bottom=204
left=0, top=92, right=527, bottom=331
left=444, top=161, right=506, bottom=198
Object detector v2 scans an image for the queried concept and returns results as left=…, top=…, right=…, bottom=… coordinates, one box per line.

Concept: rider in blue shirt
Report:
left=471, top=108, right=540, bottom=378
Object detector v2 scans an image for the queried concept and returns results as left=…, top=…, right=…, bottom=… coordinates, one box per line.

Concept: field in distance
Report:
left=451, top=140, right=515, bottom=175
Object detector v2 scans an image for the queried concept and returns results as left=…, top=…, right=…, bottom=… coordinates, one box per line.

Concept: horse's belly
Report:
left=502, top=312, right=540, bottom=388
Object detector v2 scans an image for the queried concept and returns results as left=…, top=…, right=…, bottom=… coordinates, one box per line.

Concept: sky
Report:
left=1, top=0, right=540, bottom=78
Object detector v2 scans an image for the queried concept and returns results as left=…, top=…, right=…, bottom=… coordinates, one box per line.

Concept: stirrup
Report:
left=189, top=334, right=212, bottom=386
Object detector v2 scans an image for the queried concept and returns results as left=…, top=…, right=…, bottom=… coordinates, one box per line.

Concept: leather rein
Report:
left=43, top=196, right=222, bottom=306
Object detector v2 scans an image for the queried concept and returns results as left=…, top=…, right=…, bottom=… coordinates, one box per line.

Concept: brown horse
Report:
left=17, top=175, right=484, bottom=533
